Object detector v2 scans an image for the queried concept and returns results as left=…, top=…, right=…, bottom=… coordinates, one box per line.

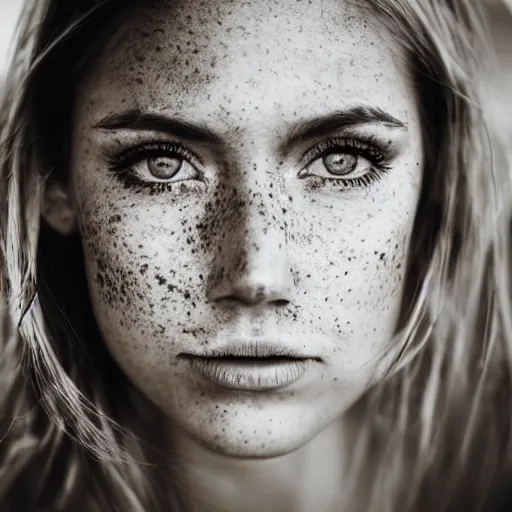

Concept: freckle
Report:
left=379, top=252, right=386, bottom=261
left=140, top=264, right=148, bottom=275
left=155, top=274, right=167, bottom=285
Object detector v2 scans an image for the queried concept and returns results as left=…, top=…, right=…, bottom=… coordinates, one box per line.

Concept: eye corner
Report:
left=297, top=167, right=309, bottom=179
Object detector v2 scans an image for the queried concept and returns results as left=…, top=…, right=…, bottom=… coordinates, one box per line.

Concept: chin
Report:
left=179, top=407, right=325, bottom=460
left=203, top=433, right=310, bottom=459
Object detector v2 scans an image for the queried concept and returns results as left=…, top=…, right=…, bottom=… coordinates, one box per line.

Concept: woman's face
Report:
left=70, top=0, right=423, bottom=457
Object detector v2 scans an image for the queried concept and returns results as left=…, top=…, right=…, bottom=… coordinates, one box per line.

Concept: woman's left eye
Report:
left=307, top=152, right=365, bottom=179
left=298, top=138, right=391, bottom=187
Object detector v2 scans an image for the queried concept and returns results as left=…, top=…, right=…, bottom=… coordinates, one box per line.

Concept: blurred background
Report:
left=485, top=0, right=512, bottom=145
left=0, top=1, right=22, bottom=79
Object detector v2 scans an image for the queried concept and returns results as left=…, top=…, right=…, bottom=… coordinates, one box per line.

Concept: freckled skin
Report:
left=71, top=0, right=423, bottom=465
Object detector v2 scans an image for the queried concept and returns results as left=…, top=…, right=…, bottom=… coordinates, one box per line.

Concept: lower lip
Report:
left=184, top=356, right=315, bottom=391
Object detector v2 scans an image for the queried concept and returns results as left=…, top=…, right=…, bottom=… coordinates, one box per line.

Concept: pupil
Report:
left=148, top=157, right=182, bottom=179
left=323, top=153, right=357, bottom=176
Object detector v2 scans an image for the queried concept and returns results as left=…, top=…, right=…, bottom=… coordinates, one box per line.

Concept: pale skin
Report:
left=45, top=0, right=424, bottom=510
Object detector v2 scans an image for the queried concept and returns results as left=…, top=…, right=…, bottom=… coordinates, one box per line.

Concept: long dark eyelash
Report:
left=304, top=166, right=391, bottom=191
left=106, top=142, right=202, bottom=193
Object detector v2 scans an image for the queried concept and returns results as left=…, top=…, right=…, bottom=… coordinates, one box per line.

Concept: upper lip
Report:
left=180, top=339, right=323, bottom=361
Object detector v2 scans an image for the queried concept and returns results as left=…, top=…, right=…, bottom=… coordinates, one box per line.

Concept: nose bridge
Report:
left=235, top=151, right=289, bottom=262
left=245, top=178, right=282, bottom=250
left=207, top=155, right=293, bottom=305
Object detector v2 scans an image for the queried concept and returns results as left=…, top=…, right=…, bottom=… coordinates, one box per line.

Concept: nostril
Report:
left=254, top=286, right=265, bottom=301
left=214, top=293, right=290, bottom=307
left=208, top=269, right=295, bottom=306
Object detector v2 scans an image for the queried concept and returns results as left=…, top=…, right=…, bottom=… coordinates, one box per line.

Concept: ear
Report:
left=41, top=181, right=77, bottom=235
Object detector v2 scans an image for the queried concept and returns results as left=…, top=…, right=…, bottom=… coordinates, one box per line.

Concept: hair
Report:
left=0, top=0, right=511, bottom=511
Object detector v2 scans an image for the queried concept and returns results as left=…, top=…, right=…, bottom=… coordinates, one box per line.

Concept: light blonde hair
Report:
left=0, top=1, right=511, bottom=511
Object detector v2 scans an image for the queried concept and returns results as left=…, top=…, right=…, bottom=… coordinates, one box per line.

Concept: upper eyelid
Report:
left=298, top=138, right=386, bottom=167
left=114, top=142, right=206, bottom=168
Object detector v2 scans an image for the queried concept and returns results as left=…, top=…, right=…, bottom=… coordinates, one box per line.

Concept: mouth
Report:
left=179, top=340, right=322, bottom=391
left=188, top=355, right=310, bottom=362
left=180, top=340, right=322, bottom=362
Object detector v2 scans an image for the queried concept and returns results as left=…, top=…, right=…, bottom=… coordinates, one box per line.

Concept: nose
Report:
left=207, top=189, right=294, bottom=307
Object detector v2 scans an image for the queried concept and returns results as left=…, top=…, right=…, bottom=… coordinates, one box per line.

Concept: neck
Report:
left=169, top=416, right=356, bottom=512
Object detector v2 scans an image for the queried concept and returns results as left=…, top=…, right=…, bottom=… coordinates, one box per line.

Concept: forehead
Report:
left=79, top=0, right=417, bottom=130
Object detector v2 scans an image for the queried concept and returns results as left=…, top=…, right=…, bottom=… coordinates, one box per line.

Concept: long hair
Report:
left=0, top=1, right=511, bottom=511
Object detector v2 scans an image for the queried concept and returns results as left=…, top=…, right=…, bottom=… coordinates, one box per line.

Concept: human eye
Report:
left=107, top=142, right=206, bottom=194
left=298, top=136, right=392, bottom=189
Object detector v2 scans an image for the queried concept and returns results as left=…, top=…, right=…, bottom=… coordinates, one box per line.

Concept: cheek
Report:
left=74, top=171, right=168, bottom=334
left=310, top=223, right=409, bottom=338
left=79, top=211, right=197, bottom=328
left=77, top=209, right=197, bottom=388
left=296, top=187, right=417, bottom=364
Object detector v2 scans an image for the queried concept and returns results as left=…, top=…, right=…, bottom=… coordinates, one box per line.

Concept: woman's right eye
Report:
left=131, top=154, right=198, bottom=183
left=108, top=142, right=205, bottom=192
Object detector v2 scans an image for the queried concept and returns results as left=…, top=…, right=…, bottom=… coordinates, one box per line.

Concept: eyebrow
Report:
left=93, top=109, right=224, bottom=145
left=286, top=105, right=405, bottom=139
left=278, top=106, right=407, bottom=155
left=93, top=105, right=406, bottom=148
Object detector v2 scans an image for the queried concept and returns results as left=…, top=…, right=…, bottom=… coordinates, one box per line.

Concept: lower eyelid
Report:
left=301, top=166, right=391, bottom=190
left=108, top=170, right=208, bottom=195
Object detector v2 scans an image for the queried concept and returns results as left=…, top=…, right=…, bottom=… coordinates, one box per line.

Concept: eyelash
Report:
left=107, top=136, right=392, bottom=193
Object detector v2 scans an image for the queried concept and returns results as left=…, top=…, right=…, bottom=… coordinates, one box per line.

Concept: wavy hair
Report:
left=0, top=1, right=511, bottom=511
